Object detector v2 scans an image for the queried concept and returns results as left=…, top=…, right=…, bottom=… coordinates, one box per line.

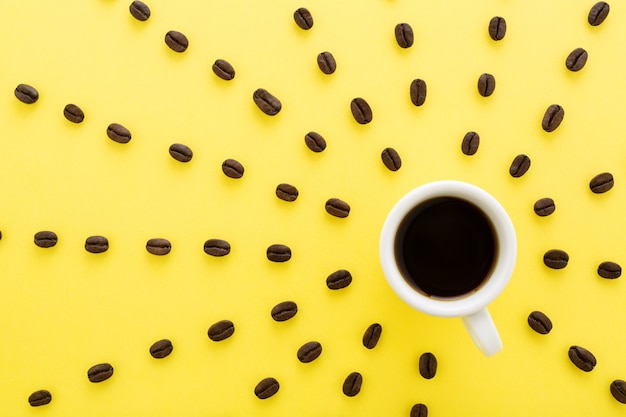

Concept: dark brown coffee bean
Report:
left=325, top=198, right=350, bottom=218
left=542, top=104, right=564, bottom=132
left=169, top=143, right=193, bottom=162
left=410, top=79, right=427, bottom=106
left=598, top=261, right=621, bottom=279
left=566, top=48, right=588, bottom=71
left=527, top=311, right=552, bottom=334
left=362, top=323, right=382, bottom=349
left=381, top=147, right=402, bottom=171
left=304, top=131, right=326, bottom=152
left=293, top=7, right=313, bottom=30
left=395, top=23, right=414, bottom=48
left=255, top=377, right=279, bottom=399
left=208, top=319, right=235, bottom=341
left=165, top=30, right=188, bottom=52
left=129, top=1, right=150, bottom=21
left=297, top=341, right=322, bottom=363
left=588, top=2, right=610, bottom=26
left=253, top=88, right=282, bottom=116
left=63, top=104, right=84, bottom=123
left=212, top=59, right=235, bottom=80
left=28, top=390, right=52, bottom=407
left=509, top=154, right=531, bottom=177
left=34, top=231, right=57, bottom=248
left=146, top=238, right=171, bottom=255
left=222, top=158, right=244, bottom=179
left=419, top=352, right=437, bottom=379
left=326, top=269, right=352, bottom=290
left=15, top=83, right=39, bottom=104
left=543, top=249, right=569, bottom=269
left=317, top=51, right=336, bottom=74
left=267, top=244, right=291, bottom=262
left=271, top=301, right=298, bottom=321
left=149, top=339, right=173, bottom=358
left=350, top=97, right=373, bottom=124
left=342, top=372, right=362, bottom=397
left=477, top=73, right=496, bottom=97
left=410, top=403, right=429, bottom=417
left=204, top=239, right=231, bottom=257
left=461, top=131, right=479, bottom=156
left=610, top=380, right=626, bottom=404
left=107, top=123, right=132, bottom=143
left=488, top=16, right=506, bottom=41
left=568, top=345, right=596, bottom=372
left=87, top=363, right=114, bottom=382
left=85, top=235, right=109, bottom=253
left=590, top=172, right=614, bottom=193
left=276, top=183, right=299, bottom=202
left=533, top=198, right=555, bottom=216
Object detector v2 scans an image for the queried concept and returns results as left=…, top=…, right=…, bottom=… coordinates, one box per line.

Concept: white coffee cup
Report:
left=379, top=180, right=516, bottom=356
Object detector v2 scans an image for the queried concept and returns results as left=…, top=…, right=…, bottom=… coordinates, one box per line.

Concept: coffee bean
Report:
left=568, top=345, right=596, bottom=372
left=255, top=377, right=279, bottom=399
left=34, top=231, right=58, bottom=248
left=419, top=352, right=437, bottom=379
left=222, top=158, right=244, bottom=179
left=317, top=51, right=336, bottom=74
left=362, top=323, right=382, bottom=349
left=342, top=372, right=363, bottom=397
left=87, top=363, right=114, bottom=382
left=276, top=183, right=299, bottom=202
left=381, top=147, right=402, bottom=171
left=394, top=23, right=414, bottom=48
left=326, top=269, right=352, bottom=290
left=610, top=380, right=626, bottom=404
left=461, top=131, right=479, bottom=156
left=297, top=341, right=322, bottom=363
left=266, top=244, right=291, bottom=262
left=590, top=172, right=614, bottom=193
left=598, top=261, right=621, bottom=279
left=106, top=123, right=131, bottom=143
left=85, top=235, right=109, bottom=253
left=271, top=301, right=298, bottom=322
left=543, top=249, right=569, bottom=269
left=212, top=59, right=235, bottom=80
left=253, top=88, right=282, bottom=116
left=566, top=48, right=588, bottom=72
left=304, top=131, right=326, bottom=152
left=208, top=319, right=235, bottom=341
left=350, top=97, right=373, bottom=124
left=410, top=79, right=427, bottom=106
left=542, top=104, right=564, bottom=132
left=28, top=390, right=52, bottom=407
left=325, top=198, right=350, bottom=218
left=588, top=2, right=610, bottom=26
left=533, top=198, right=555, bottom=216
left=15, top=83, right=39, bottom=104
left=129, top=1, right=150, bottom=21
left=411, top=403, right=428, bottom=417
left=509, top=154, right=531, bottom=177
left=169, top=143, right=193, bottom=162
left=165, top=30, right=188, bottom=52
left=488, top=16, right=506, bottom=41
left=527, top=311, right=552, bottom=334
left=477, top=73, right=496, bottom=97
left=203, top=239, right=231, bottom=257
left=293, top=7, right=313, bottom=30
left=149, top=339, right=173, bottom=358
left=63, top=104, right=84, bottom=123
left=146, top=238, right=171, bottom=255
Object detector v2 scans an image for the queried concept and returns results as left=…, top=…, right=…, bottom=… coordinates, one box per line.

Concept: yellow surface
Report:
left=1, top=0, right=625, bottom=415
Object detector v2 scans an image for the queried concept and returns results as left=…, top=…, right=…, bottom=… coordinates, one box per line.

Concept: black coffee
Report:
left=395, top=197, right=497, bottom=298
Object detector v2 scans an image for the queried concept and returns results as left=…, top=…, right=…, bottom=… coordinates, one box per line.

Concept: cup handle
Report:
left=461, top=308, right=502, bottom=357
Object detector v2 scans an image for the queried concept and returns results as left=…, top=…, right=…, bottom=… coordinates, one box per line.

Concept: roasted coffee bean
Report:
left=304, top=131, right=326, bottom=152
left=34, top=231, right=58, bottom=248
left=542, top=104, right=564, bottom=132
left=203, top=239, right=231, bottom=257
left=395, top=23, right=414, bottom=48
left=527, top=311, right=552, bottom=334
left=381, top=147, right=402, bottom=171
left=129, top=1, right=150, bottom=21
left=488, top=16, right=506, bottom=41
left=566, top=48, right=588, bottom=72
left=533, top=198, right=555, bottom=216
left=342, top=372, right=363, bottom=397
left=146, top=238, right=171, bottom=255
left=150, top=339, right=173, bottom=358
left=208, top=319, right=235, bottom=341
left=15, top=83, right=39, bottom=104
left=266, top=244, right=291, bottom=262
left=271, top=301, right=298, bottom=321
left=568, top=345, right=596, bottom=372
left=411, top=403, right=428, bottom=417
left=509, top=154, right=531, bottom=177
left=461, top=131, right=479, bottom=155
left=598, top=261, right=621, bottom=279
left=255, top=377, right=279, bottom=399
left=362, top=323, right=382, bottom=349
left=317, top=51, right=336, bottom=74
left=85, top=235, right=109, bottom=253
left=222, top=158, right=244, bottom=179
left=419, top=352, right=437, bottom=379
left=28, top=390, right=52, bottom=407
left=410, top=79, right=427, bottom=106
left=276, top=183, right=299, bottom=202
left=350, top=97, right=373, bottom=124
left=87, top=363, right=114, bottom=382
left=169, top=143, right=193, bottom=162
left=588, top=2, right=610, bottom=26
left=326, top=269, right=352, bottom=290
left=107, top=123, right=132, bottom=143
left=297, top=341, right=322, bottom=363
left=253, top=88, right=282, bottom=116
left=610, top=380, right=626, bottom=404
left=477, top=73, right=496, bottom=97
left=212, top=59, right=235, bottom=80
left=165, top=30, right=188, bottom=52
left=63, top=104, right=84, bottom=123
left=293, top=7, right=313, bottom=30
left=590, top=172, right=614, bottom=193
left=543, top=249, right=569, bottom=269
left=325, top=198, right=350, bottom=218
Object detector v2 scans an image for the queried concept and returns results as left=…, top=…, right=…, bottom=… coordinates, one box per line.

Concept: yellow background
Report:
left=1, top=0, right=625, bottom=415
